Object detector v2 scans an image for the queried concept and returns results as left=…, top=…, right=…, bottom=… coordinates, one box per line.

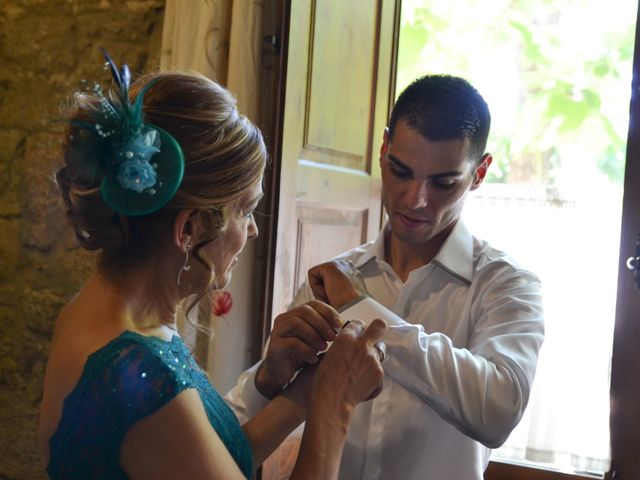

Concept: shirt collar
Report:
left=355, top=219, right=473, bottom=285
left=352, top=222, right=388, bottom=269
left=431, top=220, right=473, bottom=286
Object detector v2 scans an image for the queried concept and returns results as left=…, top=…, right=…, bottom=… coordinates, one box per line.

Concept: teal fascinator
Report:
left=74, top=49, right=185, bottom=216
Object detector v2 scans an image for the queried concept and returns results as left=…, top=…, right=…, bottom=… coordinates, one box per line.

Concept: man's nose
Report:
left=405, top=180, right=428, bottom=209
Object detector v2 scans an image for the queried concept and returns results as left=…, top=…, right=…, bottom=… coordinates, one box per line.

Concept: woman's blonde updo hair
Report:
left=56, top=71, right=267, bottom=277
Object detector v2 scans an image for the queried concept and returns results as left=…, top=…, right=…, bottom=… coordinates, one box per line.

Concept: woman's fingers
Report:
left=276, top=337, right=321, bottom=365
left=316, top=317, right=387, bottom=404
left=305, top=299, right=344, bottom=332
left=360, top=318, right=387, bottom=344
left=274, top=301, right=341, bottom=347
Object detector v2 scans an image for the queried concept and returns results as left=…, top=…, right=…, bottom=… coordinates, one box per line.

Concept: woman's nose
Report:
left=248, top=216, right=259, bottom=239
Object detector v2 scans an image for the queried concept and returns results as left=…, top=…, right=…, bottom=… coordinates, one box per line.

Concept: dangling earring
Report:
left=177, top=240, right=192, bottom=286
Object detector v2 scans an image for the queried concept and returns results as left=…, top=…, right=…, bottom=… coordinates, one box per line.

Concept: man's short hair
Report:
left=388, top=75, right=491, bottom=163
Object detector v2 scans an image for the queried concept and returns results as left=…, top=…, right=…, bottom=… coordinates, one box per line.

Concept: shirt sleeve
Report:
left=340, top=267, right=545, bottom=448
left=225, top=283, right=317, bottom=422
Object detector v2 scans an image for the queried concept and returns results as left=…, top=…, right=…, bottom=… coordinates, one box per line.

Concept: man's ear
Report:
left=379, top=127, right=390, bottom=163
left=471, top=153, right=493, bottom=190
left=173, top=209, right=196, bottom=251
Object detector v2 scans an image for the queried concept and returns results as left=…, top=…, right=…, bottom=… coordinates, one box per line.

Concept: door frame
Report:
left=254, top=0, right=291, bottom=355
left=607, top=1, right=640, bottom=478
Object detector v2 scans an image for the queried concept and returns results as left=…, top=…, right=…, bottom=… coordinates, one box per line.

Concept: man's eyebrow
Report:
left=387, top=154, right=463, bottom=179
left=388, top=154, right=412, bottom=171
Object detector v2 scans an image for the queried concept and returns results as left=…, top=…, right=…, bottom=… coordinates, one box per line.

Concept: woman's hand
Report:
left=311, top=318, right=387, bottom=408
left=287, top=319, right=387, bottom=480
left=255, top=300, right=342, bottom=398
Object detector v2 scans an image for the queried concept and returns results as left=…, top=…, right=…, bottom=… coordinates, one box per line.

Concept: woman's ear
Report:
left=173, top=209, right=196, bottom=251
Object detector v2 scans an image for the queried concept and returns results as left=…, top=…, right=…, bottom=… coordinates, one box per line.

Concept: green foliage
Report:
left=397, top=0, right=635, bottom=186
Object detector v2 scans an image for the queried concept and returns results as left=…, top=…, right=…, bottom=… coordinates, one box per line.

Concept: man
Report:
left=226, top=74, right=544, bottom=479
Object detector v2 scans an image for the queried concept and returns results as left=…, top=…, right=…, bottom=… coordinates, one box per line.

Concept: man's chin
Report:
left=391, top=220, right=434, bottom=244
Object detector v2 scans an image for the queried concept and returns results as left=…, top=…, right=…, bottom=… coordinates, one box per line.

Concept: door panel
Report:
left=306, top=1, right=377, bottom=160
left=295, top=205, right=367, bottom=290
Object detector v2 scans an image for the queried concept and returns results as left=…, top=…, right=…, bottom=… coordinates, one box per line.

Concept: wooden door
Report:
left=262, top=0, right=399, bottom=478
left=270, top=0, right=398, bottom=319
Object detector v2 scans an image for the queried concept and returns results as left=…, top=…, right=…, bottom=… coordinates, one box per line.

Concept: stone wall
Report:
left=0, top=1, right=165, bottom=478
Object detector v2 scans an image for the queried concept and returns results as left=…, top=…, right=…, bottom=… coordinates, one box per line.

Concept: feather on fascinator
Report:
left=70, top=49, right=184, bottom=216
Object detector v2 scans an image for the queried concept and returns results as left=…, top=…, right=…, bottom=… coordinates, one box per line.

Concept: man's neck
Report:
left=384, top=223, right=456, bottom=282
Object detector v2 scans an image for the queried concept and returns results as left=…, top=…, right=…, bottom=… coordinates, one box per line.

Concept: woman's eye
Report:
left=243, top=209, right=255, bottom=218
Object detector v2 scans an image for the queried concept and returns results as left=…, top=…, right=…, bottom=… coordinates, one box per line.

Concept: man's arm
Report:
left=336, top=265, right=544, bottom=448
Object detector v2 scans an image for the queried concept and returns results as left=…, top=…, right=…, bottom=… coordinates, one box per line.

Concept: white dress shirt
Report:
left=226, top=220, right=544, bottom=480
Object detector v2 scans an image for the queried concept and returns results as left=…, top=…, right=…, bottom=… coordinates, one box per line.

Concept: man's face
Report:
left=380, top=119, right=490, bottom=248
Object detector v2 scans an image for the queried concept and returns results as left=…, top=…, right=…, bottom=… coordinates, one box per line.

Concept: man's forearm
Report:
left=339, top=293, right=544, bottom=447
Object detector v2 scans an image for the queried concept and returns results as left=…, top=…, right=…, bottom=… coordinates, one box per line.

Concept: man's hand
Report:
left=308, top=259, right=364, bottom=310
left=255, top=300, right=342, bottom=399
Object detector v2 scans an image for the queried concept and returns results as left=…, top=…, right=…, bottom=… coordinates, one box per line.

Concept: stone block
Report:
left=0, top=5, right=76, bottom=74
left=21, top=132, right=67, bottom=252
left=0, top=218, right=20, bottom=279
left=0, top=129, right=24, bottom=216
left=21, top=287, right=64, bottom=337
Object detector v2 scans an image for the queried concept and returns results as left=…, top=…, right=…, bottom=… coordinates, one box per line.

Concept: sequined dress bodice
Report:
left=47, top=331, right=253, bottom=479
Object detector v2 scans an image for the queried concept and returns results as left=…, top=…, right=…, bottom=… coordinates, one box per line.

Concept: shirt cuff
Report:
left=338, top=295, right=406, bottom=327
left=225, top=362, right=271, bottom=420
left=337, top=294, right=369, bottom=314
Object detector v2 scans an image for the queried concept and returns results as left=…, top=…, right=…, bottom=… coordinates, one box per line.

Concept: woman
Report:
left=38, top=52, right=386, bottom=479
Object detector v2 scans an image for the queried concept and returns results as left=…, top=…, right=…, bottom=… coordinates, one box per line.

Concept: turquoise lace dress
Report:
left=47, top=331, right=254, bottom=479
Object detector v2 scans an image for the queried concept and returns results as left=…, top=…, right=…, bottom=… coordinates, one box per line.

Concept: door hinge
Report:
left=264, top=34, right=281, bottom=54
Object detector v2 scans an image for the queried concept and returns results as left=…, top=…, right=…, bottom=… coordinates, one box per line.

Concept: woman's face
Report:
left=205, top=181, right=263, bottom=289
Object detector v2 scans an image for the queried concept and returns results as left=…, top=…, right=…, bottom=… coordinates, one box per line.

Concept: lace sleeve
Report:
left=48, top=333, right=253, bottom=479
left=109, top=341, right=195, bottom=429
left=47, top=333, right=195, bottom=480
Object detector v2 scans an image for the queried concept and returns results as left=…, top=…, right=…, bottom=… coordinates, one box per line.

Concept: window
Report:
left=397, top=0, right=636, bottom=475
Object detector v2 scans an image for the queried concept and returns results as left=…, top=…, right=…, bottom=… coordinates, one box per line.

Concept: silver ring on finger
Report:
left=374, top=341, right=388, bottom=363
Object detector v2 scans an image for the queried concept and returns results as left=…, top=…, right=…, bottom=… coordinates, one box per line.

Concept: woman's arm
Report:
left=290, top=319, right=386, bottom=479
left=245, top=319, right=386, bottom=479
left=121, top=389, right=247, bottom=480
left=241, top=365, right=313, bottom=465
left=121, top=320, right=385, bottom=480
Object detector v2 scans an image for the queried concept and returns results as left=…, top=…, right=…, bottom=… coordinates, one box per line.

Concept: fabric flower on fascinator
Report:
left=211, top=291, right=233, bottom=317
left=69, top=48, right=185, bottom=216
left=117, top=129, right=160, bottom=193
